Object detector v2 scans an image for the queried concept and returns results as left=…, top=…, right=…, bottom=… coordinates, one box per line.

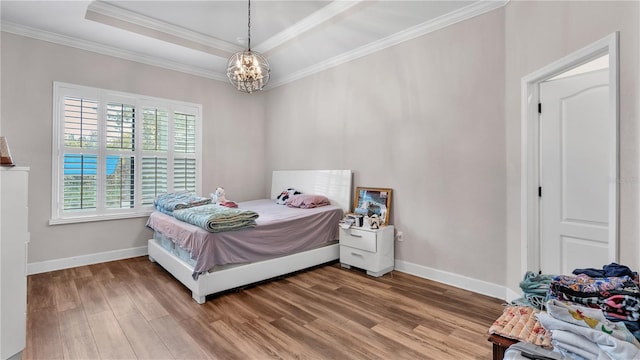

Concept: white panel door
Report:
left=539, top=69, right=609, bottom=275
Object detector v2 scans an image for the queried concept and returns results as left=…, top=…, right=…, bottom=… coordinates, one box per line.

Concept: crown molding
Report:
left=255, top=0, right=364, bottom=55
left=1, top=21, right=228, bottom=82
left=270, top=0, right=509, bottom=88
left=86, top=1, right=242, bottom=55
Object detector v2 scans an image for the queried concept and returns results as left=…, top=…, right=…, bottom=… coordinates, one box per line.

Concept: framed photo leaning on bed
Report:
left=353, top=187, right=392, bottom=225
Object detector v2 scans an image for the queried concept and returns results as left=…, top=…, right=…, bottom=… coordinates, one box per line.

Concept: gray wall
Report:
left=264, top=0, right=640, bottom=290
left=0, top=33, right=266, bottom=263
left=266, top=9, right=506, bottom=284
left=264, top=8, right=507, bottom=285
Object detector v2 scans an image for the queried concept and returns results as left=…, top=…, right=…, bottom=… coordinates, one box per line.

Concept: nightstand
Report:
left=339, top=225, right=394, bottom=277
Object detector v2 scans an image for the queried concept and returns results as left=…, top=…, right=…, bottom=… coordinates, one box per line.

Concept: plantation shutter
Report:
left=106, top=103, right=135, bottom=150
left=62, top=97, right=99, bottom=210
left=174, top=112, right=196, bottom=153
left=105, top=156, right=135, bottom=209
left=173, top=158, right=196, bottom=192
left=142, top=108, right=168, bottom=151
left=141, top=157, right=168, bottom=205
left=52, top=82, right=202, bottom=223
left=63, top=154, right=97, bottom=210
left=63, top=97, right=98, bottom=149
left=173, top=112, right=196, bottom=192
left=140, top=107, right=169, bottom=205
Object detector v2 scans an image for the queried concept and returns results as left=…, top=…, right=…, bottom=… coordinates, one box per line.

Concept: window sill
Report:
left=49, top=210, right=153, bottom=225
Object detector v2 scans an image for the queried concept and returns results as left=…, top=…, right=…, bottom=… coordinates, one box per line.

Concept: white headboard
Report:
left=270, top=170, right=353, bottom=212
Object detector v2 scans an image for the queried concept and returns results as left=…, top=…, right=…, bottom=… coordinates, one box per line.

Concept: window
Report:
left=51, top=82, right=202, bottom=224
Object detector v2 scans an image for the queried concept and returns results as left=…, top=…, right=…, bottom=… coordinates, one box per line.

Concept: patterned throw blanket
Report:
left=154, top=191, right=211, bottom=215
left=538, top=299, right=640, bottom=359
left=173, top=204, right=259, bottom=232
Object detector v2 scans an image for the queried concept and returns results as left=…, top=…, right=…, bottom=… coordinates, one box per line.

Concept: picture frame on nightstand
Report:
left=353, top=187, right=392, bottom=225
left=0, top=136, right=15, bottom=166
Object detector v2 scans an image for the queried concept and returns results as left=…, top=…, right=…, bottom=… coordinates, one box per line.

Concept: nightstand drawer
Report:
left=340, top=246, right=376, bottom=269
left=339, top=228, right=377, bottom=252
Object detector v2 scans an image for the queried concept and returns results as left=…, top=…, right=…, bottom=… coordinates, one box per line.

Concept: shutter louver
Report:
left=173, top=111, right=196, bottom=193
left=106, top=103, right=135, bottom=150
left=142, top=108, right=168, bottom=151
left=105, top=156, right=135, bottom=209
left=174, top=112, right=196, bottom=154
left=141, top=157, right=168, bottom=205
left=173, top=158, right=196, bottom=192
left=63, top=154, right=97, bottom=210
left=64, top=97, right=98, bottom=149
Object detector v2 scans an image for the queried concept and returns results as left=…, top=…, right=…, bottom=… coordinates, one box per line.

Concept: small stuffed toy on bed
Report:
left=213, top=187, right=238, bottom=208
left=276, top=188, right=301, bottom=205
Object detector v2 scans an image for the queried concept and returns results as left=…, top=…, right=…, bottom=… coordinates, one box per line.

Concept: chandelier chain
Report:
left=247, top=0, right=251, bottom=50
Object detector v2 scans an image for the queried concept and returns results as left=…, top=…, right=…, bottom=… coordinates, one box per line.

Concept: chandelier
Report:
left=227, top=0, right=270, bottom=93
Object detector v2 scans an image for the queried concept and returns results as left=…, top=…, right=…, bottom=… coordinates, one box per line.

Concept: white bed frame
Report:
left=148, top=169, right=352, bottom=304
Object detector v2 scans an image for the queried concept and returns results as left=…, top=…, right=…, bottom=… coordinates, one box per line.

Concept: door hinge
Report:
left=538, top=186, right=542, bottom=197
left=538, top=102, right=542, bottom=114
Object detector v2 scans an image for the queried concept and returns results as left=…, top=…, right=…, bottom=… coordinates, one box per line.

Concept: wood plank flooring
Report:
left=24, top=257, right=506, bottom=359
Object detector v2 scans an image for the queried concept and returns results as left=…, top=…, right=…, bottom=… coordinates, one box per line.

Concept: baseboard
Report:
left=27, top=249, right=518, bottom=302
left=27, top=246, right=148, bottom=275
left=394, top=259, right=510, bottom=301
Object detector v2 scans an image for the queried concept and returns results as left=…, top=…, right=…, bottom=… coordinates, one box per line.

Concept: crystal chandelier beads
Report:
left=227, top=49, right=270, bottom=93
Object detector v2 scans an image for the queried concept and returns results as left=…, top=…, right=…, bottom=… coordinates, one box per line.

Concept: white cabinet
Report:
left=0, top=167, right=29, bottom=360
left=339, top=225, right=394, bottom=277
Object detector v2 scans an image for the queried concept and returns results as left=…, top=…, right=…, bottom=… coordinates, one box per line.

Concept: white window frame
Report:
left=50, top=82, right=203, bottom=224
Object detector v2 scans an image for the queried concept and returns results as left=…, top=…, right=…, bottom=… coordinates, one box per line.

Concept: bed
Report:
left=147, top=169, right=352, bottom=304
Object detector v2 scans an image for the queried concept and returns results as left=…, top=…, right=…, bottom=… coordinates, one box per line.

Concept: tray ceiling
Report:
left=1, top=0, right=506, bottom=88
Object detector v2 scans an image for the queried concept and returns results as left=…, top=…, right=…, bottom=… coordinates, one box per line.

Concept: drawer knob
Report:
left=351, top=252, right=364, bottom=257
left=350, top=234, right=362, bottom=238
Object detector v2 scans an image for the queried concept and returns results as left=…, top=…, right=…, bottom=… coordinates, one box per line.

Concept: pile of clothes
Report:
left=548, top=263, right=640, bottom=341
left=503, top=263, right=640, bottom=359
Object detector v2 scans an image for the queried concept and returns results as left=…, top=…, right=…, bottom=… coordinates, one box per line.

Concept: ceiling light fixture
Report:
left=227, top=0, right=270, bottom=93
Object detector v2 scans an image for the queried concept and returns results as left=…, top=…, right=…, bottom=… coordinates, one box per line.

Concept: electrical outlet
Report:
left=396, top=230, right=403, bottom=241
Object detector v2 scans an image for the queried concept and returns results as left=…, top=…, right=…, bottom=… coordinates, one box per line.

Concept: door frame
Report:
left=520, top=32, right=619, bottom=274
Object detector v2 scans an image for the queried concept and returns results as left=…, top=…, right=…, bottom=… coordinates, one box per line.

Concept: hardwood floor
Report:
left=24, top=257, right=506, bottom=359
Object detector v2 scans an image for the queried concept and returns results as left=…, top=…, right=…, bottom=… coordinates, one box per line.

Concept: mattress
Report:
left=146, top=199, right=343, bottom=277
